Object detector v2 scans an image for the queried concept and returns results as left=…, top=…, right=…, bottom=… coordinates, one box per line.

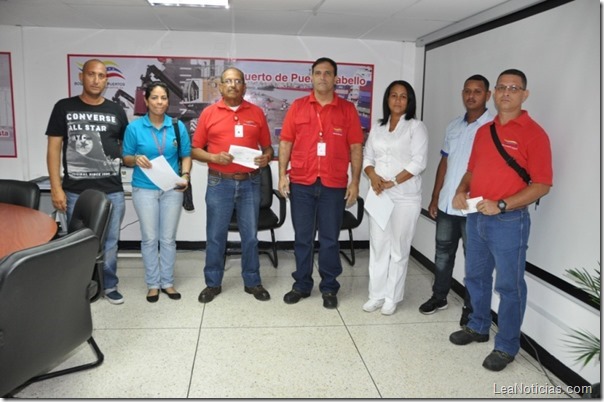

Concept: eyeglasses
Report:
left=222, top=79, right=243, bottom=86
left=494, top=85, right=525, bottom=93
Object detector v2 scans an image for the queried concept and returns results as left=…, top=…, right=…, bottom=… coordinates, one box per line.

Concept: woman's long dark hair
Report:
left=378, top=80, right=416, bottom=126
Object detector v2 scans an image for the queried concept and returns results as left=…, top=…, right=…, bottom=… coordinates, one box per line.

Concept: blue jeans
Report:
left=433, top=210, right=471, bottom=309
left=289, top=179, right=345, bottom=294
left=205, top=174, right=262, bottom=288
left=464, top=208, right=530, bottom=356
left=67, top=190, right=125, bottom=292
left=132, top=187, right=183, bottom=289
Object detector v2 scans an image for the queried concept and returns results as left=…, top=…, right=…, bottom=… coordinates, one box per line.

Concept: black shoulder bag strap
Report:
left=172, top=117, right=182, bottom=171
left=489, top=123, right=531, bottom=184
left=490, top=123, right=539, bottom=206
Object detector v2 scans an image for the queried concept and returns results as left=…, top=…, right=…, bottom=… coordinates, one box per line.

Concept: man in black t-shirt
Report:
left=46, top=59, right=129, bottom=304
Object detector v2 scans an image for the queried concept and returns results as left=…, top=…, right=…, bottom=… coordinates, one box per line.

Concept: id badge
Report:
left=317, top=142, right=326, bottom=156
left=234, top=124, right=244, bottom=138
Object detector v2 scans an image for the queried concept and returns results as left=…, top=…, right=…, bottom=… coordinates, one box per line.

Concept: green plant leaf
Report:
left=563, top=265, right=600, bottom=367
left=565, top=329, right=601, bottom=367
left=565, top=266, right=600, bottom=305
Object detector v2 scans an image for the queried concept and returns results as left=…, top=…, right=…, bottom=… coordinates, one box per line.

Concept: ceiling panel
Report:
left=0, top=0, right=542, bottom=42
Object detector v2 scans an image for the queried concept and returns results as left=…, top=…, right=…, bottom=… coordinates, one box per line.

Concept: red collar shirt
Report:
left=192, top=99, right=271, bottom=173
left=280, top=91, right=364, bottom=188
left=467, top=110, right=553, bottom=200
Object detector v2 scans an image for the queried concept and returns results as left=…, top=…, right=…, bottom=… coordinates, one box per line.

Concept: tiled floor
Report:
left=15, top=249, right=572, bottom=398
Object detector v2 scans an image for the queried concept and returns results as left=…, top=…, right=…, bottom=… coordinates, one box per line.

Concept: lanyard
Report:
left=151, top=127, right=167, bottom=156
left=314, top=104, right=325, bottom=141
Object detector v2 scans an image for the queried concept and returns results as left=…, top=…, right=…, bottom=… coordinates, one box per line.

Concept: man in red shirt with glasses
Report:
left=192, top=67, right=273, bottom=304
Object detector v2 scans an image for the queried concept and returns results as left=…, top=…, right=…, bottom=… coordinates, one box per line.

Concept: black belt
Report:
left=208, top=168, right=260, bottom=181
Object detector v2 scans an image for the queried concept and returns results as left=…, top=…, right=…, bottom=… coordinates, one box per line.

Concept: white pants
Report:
left=367, top=201, right=421, bottom=304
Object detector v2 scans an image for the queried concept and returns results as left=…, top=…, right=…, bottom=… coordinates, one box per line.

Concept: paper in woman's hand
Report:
left=140, top=155, right=186, bottom=191
left=228, top=145, right=262, bottom=169
left=365, top=188, right=394, bottom=231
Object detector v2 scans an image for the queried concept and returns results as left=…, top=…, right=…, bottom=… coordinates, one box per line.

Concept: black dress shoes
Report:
left=449, top=326, right=489, bottom=345
left=322, top=292, right=338, bottom=309
left=244, top=285, right=271, bottom=301
left=283, top=289, right=311, bottom=304
left=161, top=288, right=182, bottom=300
left=198, top=286, right=222, bottom=303
left=146, top=289, right=159, bottom=303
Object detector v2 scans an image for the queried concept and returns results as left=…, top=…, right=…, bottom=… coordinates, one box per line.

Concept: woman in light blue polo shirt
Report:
left=122, top=81, right=191, bottom=303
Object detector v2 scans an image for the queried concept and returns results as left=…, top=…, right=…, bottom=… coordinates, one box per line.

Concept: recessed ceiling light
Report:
left=147, top=0, right=229, bottom=8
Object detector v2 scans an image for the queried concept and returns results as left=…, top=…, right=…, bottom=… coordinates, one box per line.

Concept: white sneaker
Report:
left=381, top=301, right=397, bottom=315
left=362, top=299, right=384, bottom=312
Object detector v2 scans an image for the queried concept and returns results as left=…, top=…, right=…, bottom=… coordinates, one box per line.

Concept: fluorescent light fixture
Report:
left=147, top=0, right=229, bottom=8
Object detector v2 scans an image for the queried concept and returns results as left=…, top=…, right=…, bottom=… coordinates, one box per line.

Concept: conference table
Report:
left=0, top=202, right=57, bottom=259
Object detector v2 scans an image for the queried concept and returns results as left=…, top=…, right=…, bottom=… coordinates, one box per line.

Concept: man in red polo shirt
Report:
left=449, top=69, right=553, bottom=372
left=278, top=57, right=363, bottom=309
left=191, top=67, right=273, bottom=304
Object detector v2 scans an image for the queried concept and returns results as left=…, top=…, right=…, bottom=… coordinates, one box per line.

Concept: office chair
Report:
left=0, top=228, right=102, bottom=397
left=339, top=196, right=364, bottom=266
left=225, top=165, right=287, bottom=268
left=0, top=179, right=41, bottom=210
left=67, top=189, right=113, bottom=302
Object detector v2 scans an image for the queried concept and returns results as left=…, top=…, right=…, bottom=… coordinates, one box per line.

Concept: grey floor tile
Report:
left=189, top=326, right=380, bottom=398
left=348, top=322, right=568, bottom=398
left=15, top=328, right=199, bottom=398
left=12, top=248, right=571, bottom=399
left=91, top=274, right=205, bottom=330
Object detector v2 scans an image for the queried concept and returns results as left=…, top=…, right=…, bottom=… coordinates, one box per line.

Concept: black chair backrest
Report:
left=259, top=166, right=273, bottom=209
left=0, top=179, right=41, bottom=210
left=342, top=196, right=364, bottom=230
left=0, top=228, right=99, bottom=396
left=68, top=189, right=112, bottom=256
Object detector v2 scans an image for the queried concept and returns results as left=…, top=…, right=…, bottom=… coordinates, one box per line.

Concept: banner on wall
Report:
left=0, top=52, right=17, bottom=158
left=68, top=55, right=374, bottom=154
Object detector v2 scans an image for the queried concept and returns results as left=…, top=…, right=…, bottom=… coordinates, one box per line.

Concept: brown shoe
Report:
left=244, top=285, right=270, bottom=301
left=198, top=286, right=222, bottom=303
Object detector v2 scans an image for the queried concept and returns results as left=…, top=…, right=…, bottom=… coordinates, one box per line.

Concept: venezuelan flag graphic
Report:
left=103, top=61, right=126, bottom=80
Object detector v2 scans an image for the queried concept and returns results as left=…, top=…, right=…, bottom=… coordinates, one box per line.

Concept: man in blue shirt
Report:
left=418, top=75, right=493, bottom=325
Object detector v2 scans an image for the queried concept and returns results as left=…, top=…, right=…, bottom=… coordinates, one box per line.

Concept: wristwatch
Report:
left=391, top=177, right=398, bottom=186
left=497, top=199, right=507, bottom=214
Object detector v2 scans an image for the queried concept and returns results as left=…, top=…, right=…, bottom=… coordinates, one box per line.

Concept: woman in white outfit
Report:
left=362, top=80, right=428, bottom=315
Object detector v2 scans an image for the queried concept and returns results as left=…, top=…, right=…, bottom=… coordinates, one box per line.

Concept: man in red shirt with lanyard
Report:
left=278, top=57, right=364, bottom=309
left=449, top=69, right=553, bottom=371
left=192, top=67, right=274, bottom=304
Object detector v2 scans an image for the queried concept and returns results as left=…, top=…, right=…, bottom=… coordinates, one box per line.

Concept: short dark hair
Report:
left=465, top=74, right=490, bottom=91
left=379, top=80, right=417, bottom=125
left=312, top=57, right=337, bottom=76
left=221, top=67, right=246, bottom=85
left=144, top=81, right=170, bottom=99
left=498, top=69, right=527, bottom=89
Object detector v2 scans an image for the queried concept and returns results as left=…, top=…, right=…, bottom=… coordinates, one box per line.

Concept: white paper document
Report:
left=461, top=196, right=483, bottom=215
left=228, top=145, right=262, bottom=169
left=140, top=155, right=186, bottom=191
left=364, top=188, right=394, bottom=231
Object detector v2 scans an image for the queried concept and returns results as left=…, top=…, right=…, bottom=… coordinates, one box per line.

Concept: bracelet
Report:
left=181, top=172, right=190, bottom=181
left=391, top=177, right=398, bottom=186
